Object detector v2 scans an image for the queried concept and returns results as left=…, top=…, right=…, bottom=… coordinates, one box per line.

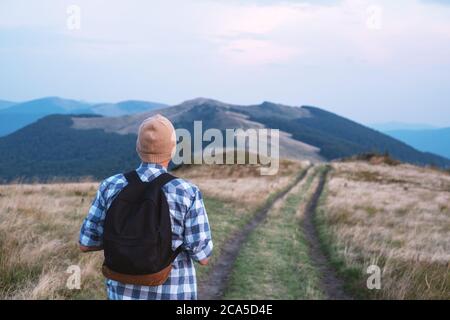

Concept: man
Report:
left=79, top=114, right=213, bottom=300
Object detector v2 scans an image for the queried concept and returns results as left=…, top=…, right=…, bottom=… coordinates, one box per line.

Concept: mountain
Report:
left=0, top=98, right=449, bottom=182
left=90, top=100, right=167, bottom=117
left=0, top=97, right=167, bottom=136
left=0, top=97, right=93, bottom=137
left=238, top=104, right=450, bottom=165
left=0, top=114, right=139, bottom=182
left=369, top=122, right=438, bottom=131
left=0, top=100, right=17, bottom=110
left=72, top=98, right=323, bottom=162
left=2, top=97, right=92, bottom=114
left=385, top=128, right=450, bottom=160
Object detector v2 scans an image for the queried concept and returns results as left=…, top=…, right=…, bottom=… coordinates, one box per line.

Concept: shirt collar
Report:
left=136, top=162, right=167, bottom=182
left=137, top=162, right=167, bottom=171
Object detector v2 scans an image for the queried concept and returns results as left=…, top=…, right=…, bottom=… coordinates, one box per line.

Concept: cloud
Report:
left=1, top=0, right=450, bottom=125
left=209, top=0, right=450, bottom=67
left=2, top=0, right=450, bottom=67
left=218, top=38, right=300, bottom=65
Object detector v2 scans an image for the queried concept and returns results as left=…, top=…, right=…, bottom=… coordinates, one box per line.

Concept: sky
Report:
left=0, top=0, right=450, bottom=126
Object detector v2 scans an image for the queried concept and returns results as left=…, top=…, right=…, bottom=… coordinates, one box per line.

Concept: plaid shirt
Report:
left=79, top=163, right=213, bottom=300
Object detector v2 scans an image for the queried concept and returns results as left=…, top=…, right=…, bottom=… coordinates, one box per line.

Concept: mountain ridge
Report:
left=369, top=122, right=440, bottom=131
left=0, top=98, right=449, bottom=182
left=69, top=99, right=450, bottom=167
left=0, top=99, right=17, bottom=110
left=0, top=97, right=168, bottom=136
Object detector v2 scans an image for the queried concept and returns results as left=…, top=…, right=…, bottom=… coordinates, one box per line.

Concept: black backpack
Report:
left=102, top=170, right=182, bottom=283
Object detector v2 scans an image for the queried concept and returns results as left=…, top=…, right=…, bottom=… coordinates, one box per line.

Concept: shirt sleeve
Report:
left=183, top=188, right=213, bottom=262
left=79, top=181, right=107, bottom=247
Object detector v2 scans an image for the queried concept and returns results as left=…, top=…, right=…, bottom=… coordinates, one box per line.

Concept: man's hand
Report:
left=198, top=258, right=209, bottom=266
left=79, top=244, right=103, bottom=252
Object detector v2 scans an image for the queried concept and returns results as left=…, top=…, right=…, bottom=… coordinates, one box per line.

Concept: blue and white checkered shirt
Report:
left=79, top=163, right=213, bottom=300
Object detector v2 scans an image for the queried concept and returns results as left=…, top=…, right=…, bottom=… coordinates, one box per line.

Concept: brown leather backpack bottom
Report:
left=102, top=264, right=172, bottom=286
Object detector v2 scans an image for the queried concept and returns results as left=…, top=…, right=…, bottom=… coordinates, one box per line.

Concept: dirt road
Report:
left=198, top=165, right=351, bottom=300
left=197, top=167, right=311, bottom=300
left=302, top=167, right=351, bottom=300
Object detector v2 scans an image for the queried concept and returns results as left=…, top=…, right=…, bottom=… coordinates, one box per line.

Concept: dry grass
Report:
left=0, top=163, right=299, bottom=299
left=3, top=158, right=445, bottom=299
left=0, top=182, right=104, bottom=299
left=319, top=161, right=450, bottom=299
left=175, top=159, right=307, bottom=207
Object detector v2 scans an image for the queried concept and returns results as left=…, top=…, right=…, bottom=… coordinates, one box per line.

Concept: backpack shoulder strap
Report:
left=124, top=170, right=142, bottom=185
left=150, top=172, right=177, bottom=189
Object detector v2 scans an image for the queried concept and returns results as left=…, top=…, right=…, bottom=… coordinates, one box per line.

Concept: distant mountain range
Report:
left=0, top=99, right=17, bottom=110
left=384, top=128, right=450, bottom=160
left=369, top=122, right=439, bottom=131
left=369, top=122, right=450, bottom=160
left=0, top=97, right=167, bottom=136
left=0, top=97, right=449, bottom=182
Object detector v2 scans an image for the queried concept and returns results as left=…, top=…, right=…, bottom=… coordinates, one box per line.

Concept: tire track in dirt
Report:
left=197, top=166, right=312, bottom=300
left=302, top=166, right=352, bottom=300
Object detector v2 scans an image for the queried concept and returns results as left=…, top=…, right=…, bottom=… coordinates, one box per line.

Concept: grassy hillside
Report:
left=0, top=162, right=297, bottom=299
left=0, top=182, right=242, bottom=299
left=316, top=161, right=450, bottom=299
left=1, top=160, right=447, bottom=299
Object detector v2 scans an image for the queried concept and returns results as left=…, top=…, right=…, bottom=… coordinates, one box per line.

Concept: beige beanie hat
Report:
left=136, top=114, right=176, bottom=164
